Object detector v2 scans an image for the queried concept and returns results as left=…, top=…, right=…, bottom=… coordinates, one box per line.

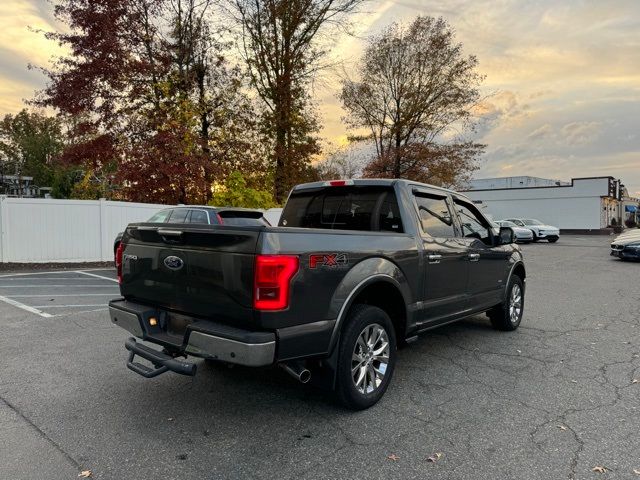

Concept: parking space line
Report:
left=6, top=294, right=116, bottom=298
left=75, top=271, right=118, bottom=283
left=52, top=307, right=108, bottom=317
left=0, top=285, right=119, bottom=288
left=0, top=294, right=53, bottom=318
left=0, top=271, right=90, bottom=278
left=31, top=304, right=106, bottom=308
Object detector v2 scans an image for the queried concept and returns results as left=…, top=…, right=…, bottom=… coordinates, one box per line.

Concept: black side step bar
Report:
left=125, top=337, right=197, bottom=378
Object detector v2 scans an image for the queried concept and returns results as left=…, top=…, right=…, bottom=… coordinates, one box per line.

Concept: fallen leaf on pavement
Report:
left=632, top=379, right=639, bottom=384
left=427, top=452, right=443, bottom=463
left=557, top=425, right=567, bottom=431
left=78, top=471, right=92, bottom=478
left=168, top=417, right=174, bottom=421
left=592, top=466, right=607, bottom=473
left=387, top=454, right=399, bottom=461
left=633, top=469, right=640, bottom=475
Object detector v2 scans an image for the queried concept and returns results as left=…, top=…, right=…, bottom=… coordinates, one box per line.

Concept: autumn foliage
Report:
left=28, top=4, right=486, bottom=203
left=340, top=16, right=485, bottom=188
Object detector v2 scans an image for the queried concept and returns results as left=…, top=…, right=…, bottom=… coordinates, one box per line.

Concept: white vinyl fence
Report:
left=0, top=196, right=168, bottom=263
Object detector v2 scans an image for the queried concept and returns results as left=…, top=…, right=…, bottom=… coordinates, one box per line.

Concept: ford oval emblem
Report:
left=164, top=255, right=184, bottom=271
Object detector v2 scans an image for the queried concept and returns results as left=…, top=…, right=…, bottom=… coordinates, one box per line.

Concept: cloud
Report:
left=560, top=121, right=602, bottom=146
left=2, top=0, right=640, bottom=195
left=527, top=124, right=554, bottom=141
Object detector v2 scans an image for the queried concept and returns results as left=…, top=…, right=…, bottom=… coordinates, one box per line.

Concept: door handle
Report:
left=468, top=253, right=480, bottom=262
left=427, top=254, right=442, bottom=264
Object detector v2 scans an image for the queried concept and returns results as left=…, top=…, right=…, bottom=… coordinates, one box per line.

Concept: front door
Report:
left=413, top=191, right=470, bottom=326
left=452, top=198, right=510, bottom=311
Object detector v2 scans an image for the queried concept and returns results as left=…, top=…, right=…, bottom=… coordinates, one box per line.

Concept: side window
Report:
left=379, top=194, right=404, bottom=233
left=414, top=194, right=455, bottom=237
left=188, top=210, right=209, bottom=224
left=168, top=209, right=189, bottom=223
left=454, top=200, right=492, bottom=245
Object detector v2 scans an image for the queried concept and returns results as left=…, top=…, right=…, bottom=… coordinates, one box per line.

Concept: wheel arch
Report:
left=505, top=260, right=526, bottom=301
left=327, top=257, right=413, bottom=352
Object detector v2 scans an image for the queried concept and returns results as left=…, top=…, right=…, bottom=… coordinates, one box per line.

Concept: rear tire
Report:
left=488, top=276, right=524, bottom=331
left=335, top=305, right=397, bottom=410
left=532, top=232, right=538, bottom=242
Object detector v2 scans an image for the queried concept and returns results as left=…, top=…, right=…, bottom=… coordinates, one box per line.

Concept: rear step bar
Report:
left=125, top=337, right=197, bottom=378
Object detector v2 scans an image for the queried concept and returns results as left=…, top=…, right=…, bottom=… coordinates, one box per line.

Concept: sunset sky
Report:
left=2, top=0, right=639, bottom=196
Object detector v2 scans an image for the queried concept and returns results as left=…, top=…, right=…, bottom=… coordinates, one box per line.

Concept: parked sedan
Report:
left=610, top=230, right=640, bottom=260
left=504, top=218, right=560, bottom=242
left=494, top=220, right=534, bottom=243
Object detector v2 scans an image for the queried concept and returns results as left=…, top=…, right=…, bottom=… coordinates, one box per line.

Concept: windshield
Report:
left=147, top=209, right=172, bottom=223
left=500, top=220, right=517, bottom=227
left=522, top=219, right=543, bottom=226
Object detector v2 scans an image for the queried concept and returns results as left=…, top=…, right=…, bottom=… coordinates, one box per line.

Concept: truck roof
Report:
left=292, top=178, right=466, bottom=199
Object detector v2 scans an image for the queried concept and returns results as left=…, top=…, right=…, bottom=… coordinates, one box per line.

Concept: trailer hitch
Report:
left=125, top=337, right=197, bottom=378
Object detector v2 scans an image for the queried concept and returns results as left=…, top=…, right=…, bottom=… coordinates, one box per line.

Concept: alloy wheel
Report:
left=351, top=323, right=390, bottom=394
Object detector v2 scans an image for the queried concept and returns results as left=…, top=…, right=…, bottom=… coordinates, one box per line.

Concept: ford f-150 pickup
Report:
left=109, top=179, right=526, bottom=409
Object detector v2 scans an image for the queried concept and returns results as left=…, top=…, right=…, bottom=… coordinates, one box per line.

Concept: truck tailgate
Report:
left=120, top=224, right=262, bottom=324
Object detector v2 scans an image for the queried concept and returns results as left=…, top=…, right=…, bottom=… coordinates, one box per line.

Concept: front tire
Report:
left=335, top=305, right=397, bottom=410
left=548, top=237, right=559, bottom=243
left=488, top=276, right=524, bottom=331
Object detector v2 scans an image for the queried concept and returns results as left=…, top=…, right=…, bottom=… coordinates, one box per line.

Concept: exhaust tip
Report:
left=299, top=369, right=311, bottom=384
left=280, top=362, right=311, bottom=384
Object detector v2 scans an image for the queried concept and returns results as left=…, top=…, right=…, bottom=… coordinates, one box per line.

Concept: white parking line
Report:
left=31, top=304, right=106, bottom=308
left=0, top=268, right=115, bottom=278
left=0, top=285, right=119, bottom=288
left=7, top=294, right=116, bottom=298
left=0, top=294, right=53, bottom=318
left=75, top=271, right=118, bottom=283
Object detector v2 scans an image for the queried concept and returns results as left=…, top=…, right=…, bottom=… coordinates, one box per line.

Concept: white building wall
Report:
left=464, top=178, right=610, bottom=230
left=0, top=197, right=167, bottom=263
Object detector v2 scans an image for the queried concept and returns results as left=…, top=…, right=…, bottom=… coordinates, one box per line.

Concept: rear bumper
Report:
left=109, top=300, right=276, bottom=368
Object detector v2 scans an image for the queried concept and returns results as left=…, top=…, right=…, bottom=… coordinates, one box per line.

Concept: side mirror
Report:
left=498, top=226, right=515, bottom=245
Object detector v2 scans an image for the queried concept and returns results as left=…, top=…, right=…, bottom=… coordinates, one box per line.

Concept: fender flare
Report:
left=504, top=260, right=526, bottom=301
left=327, top=257, right=412, bottom=353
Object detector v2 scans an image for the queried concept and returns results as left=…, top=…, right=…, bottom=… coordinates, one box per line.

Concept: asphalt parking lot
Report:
left=1, top=236, right=639, bottom=480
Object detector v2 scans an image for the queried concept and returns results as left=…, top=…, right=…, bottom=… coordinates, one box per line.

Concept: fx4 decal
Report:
left=309, top=253, right=348, bottom=269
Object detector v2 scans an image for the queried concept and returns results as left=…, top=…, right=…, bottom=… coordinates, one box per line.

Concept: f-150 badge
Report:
left=309, top=253, right=348, bottom=269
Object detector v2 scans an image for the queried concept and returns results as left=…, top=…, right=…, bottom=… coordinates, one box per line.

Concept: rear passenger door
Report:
left=413, top=190, right=471, bottom=326
left=452, top=197, right=509, bottom=310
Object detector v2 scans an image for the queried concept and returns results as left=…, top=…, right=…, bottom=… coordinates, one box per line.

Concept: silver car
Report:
left=504, top=218, right=560, bottom=243
left=495, top=220, right=534, bottom=243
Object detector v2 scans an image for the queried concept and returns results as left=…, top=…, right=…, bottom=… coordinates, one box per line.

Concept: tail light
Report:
left=254, top=255, right=299, bottom=310
left=115, top=242, right=125, bottom=284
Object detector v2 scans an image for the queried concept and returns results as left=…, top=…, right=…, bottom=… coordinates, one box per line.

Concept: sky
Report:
left=2, top=0, right=639, bottom=196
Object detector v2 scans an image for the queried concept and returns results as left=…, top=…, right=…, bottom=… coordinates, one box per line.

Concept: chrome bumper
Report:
left=109, top=304, right=275, bottom=367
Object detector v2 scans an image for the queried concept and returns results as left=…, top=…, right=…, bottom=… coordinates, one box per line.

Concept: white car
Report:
left=504, top=218, right=560, bottom=243
left=494, top=220, right=534, bottom=243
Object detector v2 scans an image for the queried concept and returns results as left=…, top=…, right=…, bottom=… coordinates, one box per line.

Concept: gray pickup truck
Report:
left=110, top=179, right=526, bottom=409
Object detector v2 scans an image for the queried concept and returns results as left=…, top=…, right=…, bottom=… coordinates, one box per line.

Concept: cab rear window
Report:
left=279, top=186, right=403, bottom=233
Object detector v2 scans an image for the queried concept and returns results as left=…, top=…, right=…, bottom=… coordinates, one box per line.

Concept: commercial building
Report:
left=463, top=176, right=637, bottom=233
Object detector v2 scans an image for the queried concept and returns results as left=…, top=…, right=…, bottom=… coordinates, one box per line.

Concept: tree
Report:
left=228, top=0, right=365, bottom=202
left=340, top=16, right=484, bottom=187
left=35, top=0, right=265, bottom=203
left=0, top=109, right=64, bottom=189
left=210, top=171, right=277, bottom=208
left=315, top=142, right=364, bottom=180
